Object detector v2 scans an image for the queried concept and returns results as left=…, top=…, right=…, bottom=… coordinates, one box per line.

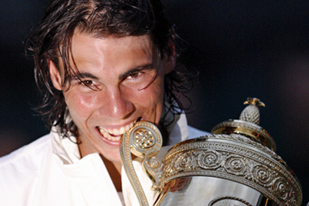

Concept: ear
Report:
left=163, top=39, right=176, bottom=74
left=48, top=60, right=63, bottom=91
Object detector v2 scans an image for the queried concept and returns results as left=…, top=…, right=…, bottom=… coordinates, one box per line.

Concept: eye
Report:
left=126, top=72, right=141, bottom=80
left=81, top=80, right=94, bottom=87
left=79, top=80, right=101, bottom=91
left=121, top=68, right=159, bottom=91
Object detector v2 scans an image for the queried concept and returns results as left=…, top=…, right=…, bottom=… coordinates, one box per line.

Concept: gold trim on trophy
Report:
left=120, top=98, right=303, bottom=206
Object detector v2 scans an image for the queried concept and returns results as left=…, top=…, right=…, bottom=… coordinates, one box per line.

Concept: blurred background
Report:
left=0, top=0, right=308, bottom=204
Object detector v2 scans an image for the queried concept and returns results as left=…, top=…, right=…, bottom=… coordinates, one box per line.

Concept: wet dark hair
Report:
left=27, top=0, right=196, bottom=138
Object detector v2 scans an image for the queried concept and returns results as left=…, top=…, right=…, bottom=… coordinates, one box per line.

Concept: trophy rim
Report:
left=160, top=133, right=302, bottom=206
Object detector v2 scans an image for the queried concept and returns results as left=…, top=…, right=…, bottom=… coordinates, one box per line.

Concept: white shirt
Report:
left=0, top=114, right=208, bottom=206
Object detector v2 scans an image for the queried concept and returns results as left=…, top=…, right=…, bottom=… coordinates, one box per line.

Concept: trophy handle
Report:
left=120, top=121, right=163, bottom=206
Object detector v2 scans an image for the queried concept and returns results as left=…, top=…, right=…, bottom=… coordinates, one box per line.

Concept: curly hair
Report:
left=27, top=0, right=197, bottom=138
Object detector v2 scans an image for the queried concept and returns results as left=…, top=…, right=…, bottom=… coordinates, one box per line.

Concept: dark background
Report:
left=0, top=0, right=308, bottom=204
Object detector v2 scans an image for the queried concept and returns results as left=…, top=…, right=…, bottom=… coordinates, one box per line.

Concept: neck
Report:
left=101, top=155, right=122, bottom=192
left=77, top=138, right=123, bottom=191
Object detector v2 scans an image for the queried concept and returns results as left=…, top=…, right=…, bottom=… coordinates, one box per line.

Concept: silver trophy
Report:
left=120, top=98, right=303, bottom=206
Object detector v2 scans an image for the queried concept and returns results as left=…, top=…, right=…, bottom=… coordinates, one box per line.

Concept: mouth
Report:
left=97, top=119, right=139, bottom=142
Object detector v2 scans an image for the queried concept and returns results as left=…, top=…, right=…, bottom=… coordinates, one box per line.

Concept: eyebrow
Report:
left=67, top=63, right=155, bottom=81
left=67, top=72, right=99, bottom=81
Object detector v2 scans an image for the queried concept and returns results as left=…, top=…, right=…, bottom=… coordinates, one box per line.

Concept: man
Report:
left=0, top=0, right=207, bottom=205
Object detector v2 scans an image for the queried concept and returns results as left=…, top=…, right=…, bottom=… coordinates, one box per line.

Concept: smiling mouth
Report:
left=97, top=120, right=138, bottom=142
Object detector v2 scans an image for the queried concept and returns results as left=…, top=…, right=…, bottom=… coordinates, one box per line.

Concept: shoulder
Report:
left=0, top=133, right=51, bottom=169
left=0, top=134, right=55, bottom=205
left=187, top=125, right=210, bottom=140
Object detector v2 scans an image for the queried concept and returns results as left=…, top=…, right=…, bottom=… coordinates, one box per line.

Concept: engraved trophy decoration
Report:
left=120, top=98, right=303, bottom=206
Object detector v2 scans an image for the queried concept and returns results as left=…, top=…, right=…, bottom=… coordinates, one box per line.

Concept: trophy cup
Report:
left=120, top=98, right=303, bottom=206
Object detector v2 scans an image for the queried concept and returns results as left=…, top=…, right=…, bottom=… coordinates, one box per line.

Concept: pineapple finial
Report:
left=240, top=97, right=265, bottom=125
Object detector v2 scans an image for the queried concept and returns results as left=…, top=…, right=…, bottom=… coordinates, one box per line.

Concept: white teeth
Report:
left=119, top=127, right=125, bottom=135
left=98, top=120, right=136, bottom=141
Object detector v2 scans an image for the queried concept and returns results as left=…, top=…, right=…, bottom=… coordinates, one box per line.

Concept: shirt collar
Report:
left=50, top=128, right=81, bottom=164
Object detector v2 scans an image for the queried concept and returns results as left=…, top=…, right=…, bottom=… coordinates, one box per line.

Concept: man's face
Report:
left=49, top=32, right=174, bottom=163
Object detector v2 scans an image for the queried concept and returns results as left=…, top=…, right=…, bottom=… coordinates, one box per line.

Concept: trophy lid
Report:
left=211, top=97, right=277, bottom=151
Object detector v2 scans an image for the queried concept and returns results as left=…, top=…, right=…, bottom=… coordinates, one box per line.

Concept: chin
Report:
left=100, top=148, right=122, bottom=163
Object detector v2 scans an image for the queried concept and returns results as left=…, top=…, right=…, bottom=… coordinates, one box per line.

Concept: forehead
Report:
left=66, top=32, right=158, bottom=72
left=72, top=32, right=154, bottom=56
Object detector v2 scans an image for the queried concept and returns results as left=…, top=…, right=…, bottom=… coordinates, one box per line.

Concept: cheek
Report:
left=63, top=91, right=99, bottom=121
left=134, top=77, right=165, bottom=108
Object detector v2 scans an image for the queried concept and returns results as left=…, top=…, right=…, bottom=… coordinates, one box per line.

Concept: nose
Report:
left=99, top=87, right=134, bottom=120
